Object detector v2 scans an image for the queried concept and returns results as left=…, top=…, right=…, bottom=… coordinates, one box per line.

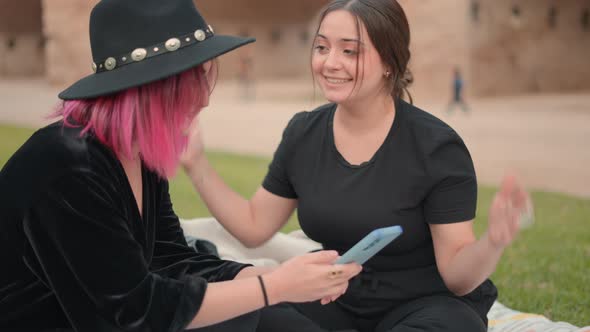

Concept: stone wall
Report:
left=8, top=0, right=590, bottom=97
left=39, top=0, right=328, bottom=86
left=41, top=0, right=96, bottom=86
left=198, top=0, right=328, bottom=79
left=469, top=0, right=590, bottom=96
left=398, top=0, right=470, bottom=100
left=0, top=0, right=45, bottom=76
left=197, top=0, right=328, bottom=23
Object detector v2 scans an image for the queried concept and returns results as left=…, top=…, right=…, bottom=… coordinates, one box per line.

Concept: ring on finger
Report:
left=328, top=270, right=343, bottom=279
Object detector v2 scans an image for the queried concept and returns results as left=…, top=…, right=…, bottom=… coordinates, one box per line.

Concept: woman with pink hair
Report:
left=0, top=1, right=361, bottom=331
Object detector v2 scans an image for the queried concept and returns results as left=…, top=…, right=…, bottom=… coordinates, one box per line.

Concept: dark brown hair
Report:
left=314, top=0, right=413, bottom=103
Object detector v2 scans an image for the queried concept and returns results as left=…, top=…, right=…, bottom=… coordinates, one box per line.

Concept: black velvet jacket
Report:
left=0, top=122, right=249, bottom=332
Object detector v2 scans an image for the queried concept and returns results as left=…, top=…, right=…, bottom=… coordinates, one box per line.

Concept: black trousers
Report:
left=40, top=311, right=260, bottom=332
left=257, top=296, right=487, bottom=332
left=187, top=310, right=260, bottom=332
left=41, top=312, right=260, bottom=332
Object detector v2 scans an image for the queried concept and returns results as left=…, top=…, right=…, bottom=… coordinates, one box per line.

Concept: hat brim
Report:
left=59, top=35, right=255, bottom=100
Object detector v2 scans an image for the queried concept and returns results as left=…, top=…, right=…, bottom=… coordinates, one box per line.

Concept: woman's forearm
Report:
left=188, top=251, right=361, bottom=329
left=441, top=233, right=504, bottom=296
left=234, top=266, right=276, bottom=279
left=441, top=174, right=531, bottom=296
left=187, top=277, right=277, bottom=329
left=185, top=157, right=267, bottom=247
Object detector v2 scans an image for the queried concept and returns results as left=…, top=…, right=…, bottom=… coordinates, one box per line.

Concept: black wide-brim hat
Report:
left=59, top=0, right=255, bottom=100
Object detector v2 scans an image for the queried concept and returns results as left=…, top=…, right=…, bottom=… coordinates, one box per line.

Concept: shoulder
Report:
left=398, top=101, right=475, bottom=181
left=0, top=122, right=117, bottom=212
left=278, top=103, right=335, bottom=146
left=398, top=99, right=465, bottom=152
left=285, top=103, right=334, bottom=133
left=8, top=122, right=100, bottom=175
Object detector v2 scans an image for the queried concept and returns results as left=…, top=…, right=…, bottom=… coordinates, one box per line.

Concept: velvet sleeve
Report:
left=424, top=131, right=478, bottom=224
left=22, top=169, right=205, bottom=332
left=150, top=180, right=251, bottom=282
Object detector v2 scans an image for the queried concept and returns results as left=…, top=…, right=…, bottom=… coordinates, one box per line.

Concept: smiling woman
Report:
left=311, top=1, right=413, bottom=104
left=179, top=1, right=533, bottom=332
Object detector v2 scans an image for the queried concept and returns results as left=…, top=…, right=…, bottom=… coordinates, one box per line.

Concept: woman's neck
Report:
left=119, top=151, right=143, bottom=218
left=335, top=94, right=395, bottom=134
left=119, top=154, right=141, bottom=167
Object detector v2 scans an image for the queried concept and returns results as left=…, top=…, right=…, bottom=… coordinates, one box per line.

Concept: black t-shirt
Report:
left=263, top=99, right=496, bottom=318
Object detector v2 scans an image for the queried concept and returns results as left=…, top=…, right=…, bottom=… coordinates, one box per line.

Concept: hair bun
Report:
left=398, top=68, right=414, bottom=89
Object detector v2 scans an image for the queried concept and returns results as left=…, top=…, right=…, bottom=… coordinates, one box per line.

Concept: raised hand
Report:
left=486, top=174, right=533, bottom=250
left=180, top=115, right=206, bottom=172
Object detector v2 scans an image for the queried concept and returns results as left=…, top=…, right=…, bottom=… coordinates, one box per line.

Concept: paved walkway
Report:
left=1, top=79, right=589, bottom=198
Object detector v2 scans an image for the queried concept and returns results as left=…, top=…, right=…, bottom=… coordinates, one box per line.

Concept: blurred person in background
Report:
left=237, top=30, right=256, bottom=102
left=446, top=66, right=471, bottom=115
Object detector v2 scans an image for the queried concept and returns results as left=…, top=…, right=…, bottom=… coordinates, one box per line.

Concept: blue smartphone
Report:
left=334, top=225, right=403, bottom=265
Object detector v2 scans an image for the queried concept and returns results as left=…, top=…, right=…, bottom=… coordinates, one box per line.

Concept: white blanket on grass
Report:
left=181, top=218, right=589, bottom=332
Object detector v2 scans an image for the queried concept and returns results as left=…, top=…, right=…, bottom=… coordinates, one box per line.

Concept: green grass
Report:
left=1, top=124, right=588, bottom=326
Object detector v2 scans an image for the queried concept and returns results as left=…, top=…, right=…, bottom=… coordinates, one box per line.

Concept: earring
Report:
left=384, top=71, right=391, bottom=78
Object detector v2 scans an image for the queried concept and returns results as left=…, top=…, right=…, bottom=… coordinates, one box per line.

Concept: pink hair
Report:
left=54, top=65, right=210, bottom=179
